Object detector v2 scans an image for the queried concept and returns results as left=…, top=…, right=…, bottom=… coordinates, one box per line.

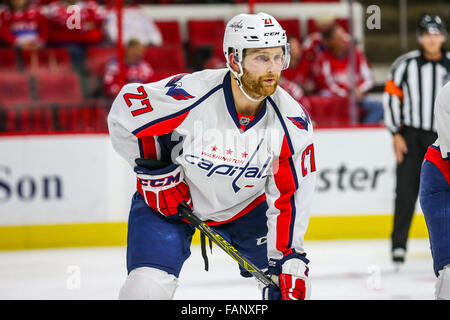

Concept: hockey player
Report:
left=419, top=80, right=450, bottom=300
left=108, top=12, right=316, bottom=300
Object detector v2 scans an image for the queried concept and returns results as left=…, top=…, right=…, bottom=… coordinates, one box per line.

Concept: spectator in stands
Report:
left=282, top=36, right=313, bottom=94
left=41, top=0, right=106, bottom=70
left=103, top=1, right=162, bottom=47
left=42, top=0, right=106, bottom=45
left=315, top=24, right=383, bottom=124
left=297, top=13, right=336, bottom=94
left=0, top=0, right=48, bottom=49
left=103, top=38, right=154, bottom=99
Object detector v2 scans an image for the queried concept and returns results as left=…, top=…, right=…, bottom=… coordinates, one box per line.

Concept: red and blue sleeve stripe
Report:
left=267, top=97, right=300, bottom=256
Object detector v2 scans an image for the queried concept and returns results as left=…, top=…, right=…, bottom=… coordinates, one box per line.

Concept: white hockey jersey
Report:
left=108, top=68, right=317, bottom=261
left=434, top=80, right=450, bottom=161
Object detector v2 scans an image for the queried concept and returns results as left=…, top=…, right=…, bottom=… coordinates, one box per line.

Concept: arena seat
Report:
left=55, top=101, right=109, bottom=132
left=154, top=20, right=182, bottom=45
left=0, top=73, right=33, bottom=108
left=145, top=45, right=187, bottom=75
left=85, top=46, right=116, bottom=76
left=187, top=19, right=226, bottom=68
left=187, top=19, right=226, bottom=48
left=15, top=106, right=54, bottom=133
left=21, top=48, right=72, bottom=73
left=0, top=49, right=18, bottom=72
left=277, top=18, right=302, bottom=41
left=307, top=95, right=350, bottom=127
left=34, top=72, right=83, bottom=104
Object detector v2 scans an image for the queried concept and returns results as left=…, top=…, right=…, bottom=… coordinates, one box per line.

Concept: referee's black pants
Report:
left=391, top=126, right=437, bottom=252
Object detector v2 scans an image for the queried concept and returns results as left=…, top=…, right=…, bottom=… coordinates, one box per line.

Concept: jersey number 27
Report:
left=123, top=86, right=153, bottom=116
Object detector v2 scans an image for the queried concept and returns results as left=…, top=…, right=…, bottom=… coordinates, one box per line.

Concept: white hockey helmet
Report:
left=223, top=12, right=290, bottom=72
left=223, top=12, right=290, bottom=102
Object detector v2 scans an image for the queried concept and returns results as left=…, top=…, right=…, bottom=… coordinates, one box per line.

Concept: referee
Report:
left=383, top=14, right=450, bottom=266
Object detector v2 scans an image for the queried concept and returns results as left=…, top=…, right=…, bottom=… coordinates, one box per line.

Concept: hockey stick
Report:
left=177, top=201, right=278, bottom=287
left=134, top=158, right=277, bottom=287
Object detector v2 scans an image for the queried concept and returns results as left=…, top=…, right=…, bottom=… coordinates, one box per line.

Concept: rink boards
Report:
left=0, top=128, right=428, bottom=250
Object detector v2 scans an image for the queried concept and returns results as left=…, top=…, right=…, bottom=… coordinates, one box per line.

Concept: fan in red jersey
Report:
left=42, top=0, right=106, bottom=45
left=103, top=38, right=154, bottom=99
left=314, top=24, right=383, bottom=124
left=0, top=0, right=48, bottom=49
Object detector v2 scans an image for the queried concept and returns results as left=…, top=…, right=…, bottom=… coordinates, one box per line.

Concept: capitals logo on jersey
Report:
left=288, top=112, right=310, bottom=131
left=165, top=74, right=195, bottom=101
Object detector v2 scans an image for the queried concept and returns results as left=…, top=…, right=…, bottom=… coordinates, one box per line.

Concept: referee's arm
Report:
left=382, top=61, right=406, bottom=134
left=383, top=60, right=408, bottom=163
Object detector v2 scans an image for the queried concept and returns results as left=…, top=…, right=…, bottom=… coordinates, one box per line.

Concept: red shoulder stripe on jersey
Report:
left=424, top=146, right=450, bottom=185
left=132, top=83, right=223, bottom=138
left=135, top=111, right=189, bottom=138
left=274, top=135, right=298, bottom=256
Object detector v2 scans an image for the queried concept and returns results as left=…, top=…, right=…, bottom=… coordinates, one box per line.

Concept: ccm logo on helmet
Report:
left=138, top=173, right=181, bottom=187
left=264, top=32, right=280, bottom=36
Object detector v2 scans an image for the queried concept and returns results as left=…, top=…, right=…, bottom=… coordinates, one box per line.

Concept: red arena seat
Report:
left=154, top=20, right=182, bottom=45
left=0, top=73, right=33, bottom=108
left=86, top=46, right=116, bottom=76
left=307, top=95, right=350, bottom=127
left=277, top=18, right=302, bottom=41
left=35, top=72, right=83, bottom=104
left=21, top=48, right=72, bottom=73
left=187, top=19, right=226, bottom=48
left=0, top=49, right=18, bottom=72
left=145, top=45, right=187, bottom=74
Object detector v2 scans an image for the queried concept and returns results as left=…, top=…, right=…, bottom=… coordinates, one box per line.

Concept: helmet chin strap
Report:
left=227, top=62, right=265, bottom=103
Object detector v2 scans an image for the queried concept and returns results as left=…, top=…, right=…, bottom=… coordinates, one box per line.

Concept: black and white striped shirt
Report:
left=383, top=49, right=450, bottom=134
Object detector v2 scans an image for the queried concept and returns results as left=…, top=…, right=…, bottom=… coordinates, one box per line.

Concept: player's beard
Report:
left=241, top=69, right=280, bottom=99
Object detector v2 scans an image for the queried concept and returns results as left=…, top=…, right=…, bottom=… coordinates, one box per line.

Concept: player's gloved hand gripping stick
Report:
left=177, top=201, right=278, bottom=288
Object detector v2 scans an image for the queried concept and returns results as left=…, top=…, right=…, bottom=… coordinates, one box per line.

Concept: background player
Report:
left=383, top=14, right=450, bottom=266
left=419, top=80, right=450, bottom=300
left=108, top=12, right=317, bottom=300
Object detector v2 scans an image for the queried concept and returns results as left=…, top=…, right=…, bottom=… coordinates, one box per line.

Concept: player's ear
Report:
left=228, top=52, right=241, bottom=73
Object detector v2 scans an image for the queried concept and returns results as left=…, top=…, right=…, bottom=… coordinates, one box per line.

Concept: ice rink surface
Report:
left=0, top=238, right=436, bottom=300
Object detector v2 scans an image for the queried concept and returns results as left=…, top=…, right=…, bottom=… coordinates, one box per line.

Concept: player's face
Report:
left=241, top=47, right=283, bottom=97
left=242, top=47, right=285, bottom=74
left=419, top=32, right=445, bottom=54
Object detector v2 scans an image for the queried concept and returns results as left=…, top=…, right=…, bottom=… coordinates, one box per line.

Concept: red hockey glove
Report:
left=263, top=252, right=311, bottom=300
left=135, top=162, right=191, bottom=218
